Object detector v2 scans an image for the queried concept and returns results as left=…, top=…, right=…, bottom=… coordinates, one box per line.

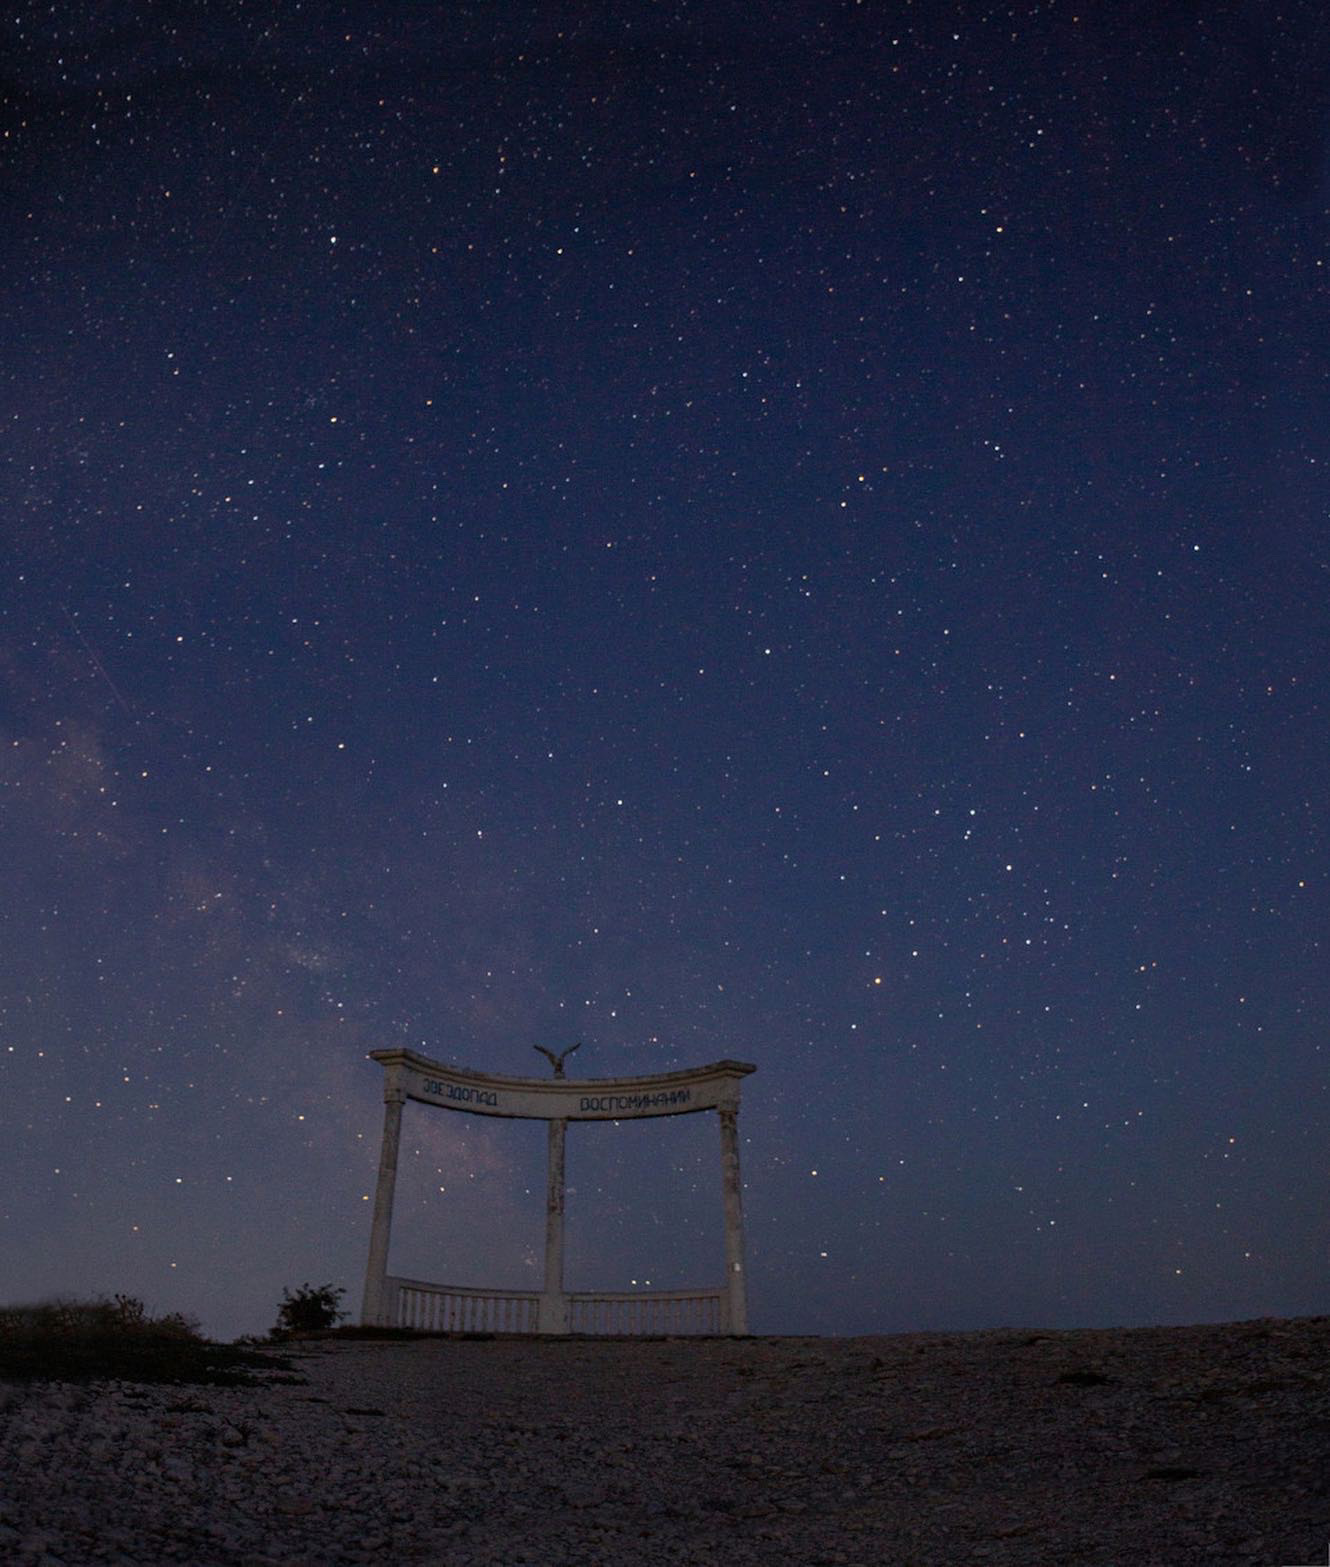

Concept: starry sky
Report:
left=2, top=2, right=1327, bottom=1343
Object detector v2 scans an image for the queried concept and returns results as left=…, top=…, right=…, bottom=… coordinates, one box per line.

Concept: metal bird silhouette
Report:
left=533, top=1042, right=581, bottom=1078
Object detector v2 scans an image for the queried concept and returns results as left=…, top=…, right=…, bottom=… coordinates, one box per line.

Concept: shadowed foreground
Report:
left=1, top=1316, right=1326, bottom=1565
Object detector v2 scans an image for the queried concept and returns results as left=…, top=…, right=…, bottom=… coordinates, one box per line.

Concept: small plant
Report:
left=273, top=1282, right=347, bottom=1337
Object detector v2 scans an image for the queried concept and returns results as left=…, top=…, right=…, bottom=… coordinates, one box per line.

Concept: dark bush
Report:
left=0, top=1294, right=278, bottom=1385
left=273, top=1282, right=347, bottom=1337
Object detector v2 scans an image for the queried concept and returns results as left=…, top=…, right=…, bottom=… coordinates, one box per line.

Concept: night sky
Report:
left=3, top=2, right=1327, bottom=1343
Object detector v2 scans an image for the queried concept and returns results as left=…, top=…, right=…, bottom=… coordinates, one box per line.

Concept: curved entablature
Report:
left=369, top=1047, right=756, bottom=1121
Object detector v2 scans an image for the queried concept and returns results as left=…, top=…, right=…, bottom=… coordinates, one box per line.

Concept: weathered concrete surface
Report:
left=1, top=1317, right=1327, bottom=1564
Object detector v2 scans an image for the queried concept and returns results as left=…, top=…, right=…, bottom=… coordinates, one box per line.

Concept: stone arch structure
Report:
left=361, top=1049, right=756, bottom=1335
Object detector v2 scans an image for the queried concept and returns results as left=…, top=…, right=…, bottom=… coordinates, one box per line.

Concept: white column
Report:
left=361, top=1086, right=405, bottom=1326
left=539, top=1117, right=569, bottom=1333
left=718, top=1105, right=749, bottom=1334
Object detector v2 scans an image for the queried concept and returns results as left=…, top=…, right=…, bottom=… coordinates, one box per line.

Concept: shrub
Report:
left=273, top=1282, right=347, bottom=1337
left=0, top=1294, right=269, bottom=1385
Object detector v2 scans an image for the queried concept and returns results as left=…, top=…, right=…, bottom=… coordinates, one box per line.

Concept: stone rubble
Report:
left=1, top=1315, right=1326, bottom=1565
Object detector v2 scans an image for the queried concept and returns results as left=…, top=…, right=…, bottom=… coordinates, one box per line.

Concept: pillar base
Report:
left=538, top=1292, right=569, bottom=1334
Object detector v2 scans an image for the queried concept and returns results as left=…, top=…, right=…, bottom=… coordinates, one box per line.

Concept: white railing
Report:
left=385, top=1276, right=540, bottom=1334
left=569, top=1288, right=725, bottom=1336
left=382, top=1276, right=728, bottom=1335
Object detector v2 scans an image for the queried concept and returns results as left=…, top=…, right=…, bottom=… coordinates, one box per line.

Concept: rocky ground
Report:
left=1, top=1315, right=1326, bottom=1565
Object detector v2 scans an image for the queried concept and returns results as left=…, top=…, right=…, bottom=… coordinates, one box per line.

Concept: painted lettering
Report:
left=420, top=1077, right=498, bottom=1107
left=578, top=1089, right=691, bottom=1112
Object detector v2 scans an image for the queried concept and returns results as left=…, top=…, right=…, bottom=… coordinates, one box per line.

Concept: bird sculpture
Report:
left=533, top=1042, right=581, bottom=1078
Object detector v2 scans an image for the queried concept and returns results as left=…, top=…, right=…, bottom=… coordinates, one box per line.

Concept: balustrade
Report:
left=569, top=1288, right=724, bottom=1335
left=387, top=1276, right=541, bottom=1334
left=383, top=1276, right=725, bottom=1335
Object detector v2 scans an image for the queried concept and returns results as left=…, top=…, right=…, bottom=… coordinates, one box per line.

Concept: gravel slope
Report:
left=1, top=1316, right=1326, bottom=1565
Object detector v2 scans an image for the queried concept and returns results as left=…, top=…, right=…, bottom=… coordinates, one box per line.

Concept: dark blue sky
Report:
left=2, top=1, right=1326, bottom=1340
